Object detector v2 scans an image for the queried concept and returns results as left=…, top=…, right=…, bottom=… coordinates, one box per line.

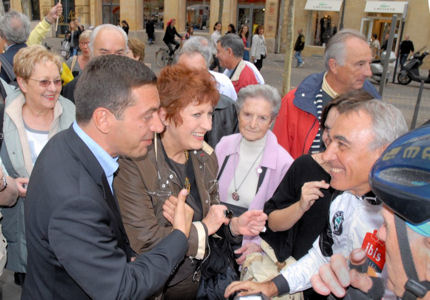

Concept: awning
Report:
left=305, top=0, right=343, bottom=12
left=365, top=1, right=408, bottom=14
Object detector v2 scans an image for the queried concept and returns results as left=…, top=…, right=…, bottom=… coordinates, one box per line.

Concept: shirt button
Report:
left=166, top=180, right=169, bottom=184
left=301, top=93, right=305, bottom=97
left=257, top=168, right=262, bottom=174
left=205, top=200, right=209, bottom=203
left=162, top=184, right=166, bottom=189
left=199, top=165, right=203, bottom=169
left=169, top=174, right=174, bottom=179
left=194, top=150, right=197, bottom=154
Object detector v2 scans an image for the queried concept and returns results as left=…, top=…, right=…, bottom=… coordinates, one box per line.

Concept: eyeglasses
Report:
left=29, top=78, right=62, bottom=87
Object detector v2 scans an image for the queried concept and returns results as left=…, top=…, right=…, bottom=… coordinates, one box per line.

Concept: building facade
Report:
left=7, top=0, right=430, bottom=67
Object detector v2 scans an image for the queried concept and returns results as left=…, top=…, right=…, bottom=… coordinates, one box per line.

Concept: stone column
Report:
left=75, top=0, right=91, bottom=27
left=120, top=0, right=143, bottom=31
left=38, top=0, right=54, bottom=20
left=264, top=0, right=280, bottom=52
left=89, top=0, right=102, bottom=26
left=10, top=0, right=23, bottom=12
left=221, top=0, right=237, bottom=33
left=209, top=0, right=220, bottom=34
left=164, top=0, right=186, bottom=32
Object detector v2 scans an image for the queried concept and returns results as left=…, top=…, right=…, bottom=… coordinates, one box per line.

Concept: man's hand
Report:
left=234, top=242, right=262, bottom=265
left=14, top=177, right=29, bottom=197
left=46, top=2, right=63, bottom=24
left=311, top=249, right=373, bottom=298
left=202, top=204, right=230, bottom=235
left=230, top=210, right=267, bottom=236
left=299, top=180, right=329, bottom=212
left=162, top=189, right=194, bottom=238
left=224, top=280, right=278, bottom=298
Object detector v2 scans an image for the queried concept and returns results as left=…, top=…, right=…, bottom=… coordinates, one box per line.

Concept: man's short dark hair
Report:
left=218, top=33, right=244, bottom=58
left=75, top=55, right=157, bottom=123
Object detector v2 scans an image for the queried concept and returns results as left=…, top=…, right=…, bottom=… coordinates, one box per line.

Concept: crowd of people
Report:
left=0, top=4, right=429, bottom=300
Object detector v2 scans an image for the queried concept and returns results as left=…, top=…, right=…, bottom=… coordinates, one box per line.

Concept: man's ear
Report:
left=328, top=58, right=337, bottom=74
left=92, top=107, right=115, bottom=134
left=159, top=107, right=169, bottom=126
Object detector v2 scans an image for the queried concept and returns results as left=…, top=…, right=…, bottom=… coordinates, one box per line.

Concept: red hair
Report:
left=157, top=65, right=219, bottom=126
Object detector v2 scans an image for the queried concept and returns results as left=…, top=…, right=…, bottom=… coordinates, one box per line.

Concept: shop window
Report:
left=144, top=0, right=164, bottom=29
left=186, top=0, right=210, bottom=32
left=307, top=11, right=339, bottom=46
left=103, top=0, right=120, bottom=25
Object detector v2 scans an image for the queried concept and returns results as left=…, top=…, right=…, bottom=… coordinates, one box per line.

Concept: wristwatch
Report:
left=0, top=176, right=7, bottom=192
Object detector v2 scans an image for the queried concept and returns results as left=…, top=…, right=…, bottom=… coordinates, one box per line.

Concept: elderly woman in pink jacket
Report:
left=215, top=84, right=293, bottom=264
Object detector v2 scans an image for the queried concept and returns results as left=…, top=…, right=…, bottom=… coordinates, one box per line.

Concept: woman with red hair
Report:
left=114, top=64, right=266, bottom=299
left=163, top=18, right=182, bottom=56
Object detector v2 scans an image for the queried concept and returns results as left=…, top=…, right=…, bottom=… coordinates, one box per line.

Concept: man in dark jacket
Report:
left=146, top=18, right=155, bottom=44
left=0, top=11, right=30, bottom=83
left=294, top=29, right=305, bottom=68
left=23, top=54, right=194, bottom=300
left=399, top=35, right=414, bottom=68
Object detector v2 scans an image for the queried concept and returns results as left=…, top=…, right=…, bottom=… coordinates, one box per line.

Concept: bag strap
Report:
left=0, top=142, right=19, bottom=178
left=0, top=54, right=16, bottom=83
left=70, top=55, right=78, bottom=71
left=217, top=154, right=230, bottom=181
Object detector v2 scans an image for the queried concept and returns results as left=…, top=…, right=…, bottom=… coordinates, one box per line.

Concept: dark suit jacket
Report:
left=0, top=43, right=26, bottom=83
left=23, top=126, right=188, bottom=300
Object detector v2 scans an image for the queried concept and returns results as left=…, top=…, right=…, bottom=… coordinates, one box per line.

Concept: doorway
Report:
left=237, top=4, right=265, bottom=34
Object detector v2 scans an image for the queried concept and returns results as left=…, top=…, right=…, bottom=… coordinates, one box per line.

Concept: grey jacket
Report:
left=0, top=91, right=75, bottom=272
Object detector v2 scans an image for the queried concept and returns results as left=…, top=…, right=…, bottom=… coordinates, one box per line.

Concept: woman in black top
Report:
left=163, top=18, right=182, bottom=56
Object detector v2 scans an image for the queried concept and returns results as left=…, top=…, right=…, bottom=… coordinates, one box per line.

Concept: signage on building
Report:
left=304, top=0, right=343, bottom=12
left=365, top=1, right=408, bottom=14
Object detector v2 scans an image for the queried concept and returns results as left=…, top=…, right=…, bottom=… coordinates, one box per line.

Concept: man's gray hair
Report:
left=337, top=99, right=408, bottom=150
left=180, top=36, right=212, bottom=67
left=218, top=33, right=244, bottom=58
left=0, top=11, right=30, bottom=44
left=236, top=84, right=282, bottom=118
left=324, top=29, right=367, bottom=70
left=89, top=24, right=128, bottom=56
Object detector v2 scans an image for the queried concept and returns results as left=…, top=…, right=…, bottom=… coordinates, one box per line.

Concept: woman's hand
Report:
left=299, top=180, right=330, bottom=212
left=230, top=210, right=267, bottom=236
left=14, top=177, right=29, bottom=197
left=234, top=242, right=262, bottom=265
left=202, top=204, right=230, bottom=235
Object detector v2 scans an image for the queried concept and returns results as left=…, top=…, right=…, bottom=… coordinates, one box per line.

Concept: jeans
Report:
left=295, top=50, right=303, bottom=65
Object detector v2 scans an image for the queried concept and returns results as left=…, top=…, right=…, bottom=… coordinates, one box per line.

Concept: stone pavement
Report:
left=1, top=33, right=429, bottom=299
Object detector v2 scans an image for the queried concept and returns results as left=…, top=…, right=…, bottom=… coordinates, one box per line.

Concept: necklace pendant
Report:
left=232, top=191, right=240, bottom=201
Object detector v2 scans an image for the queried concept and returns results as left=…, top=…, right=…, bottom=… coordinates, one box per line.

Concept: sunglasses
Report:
left=29, top=78, right=62, bottom=88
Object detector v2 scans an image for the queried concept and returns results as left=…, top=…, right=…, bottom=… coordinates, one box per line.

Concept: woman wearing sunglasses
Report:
left=1, top=44, right=75, bottom=285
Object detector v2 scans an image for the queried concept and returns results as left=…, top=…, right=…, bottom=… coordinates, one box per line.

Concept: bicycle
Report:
left=155, top=39, right=183, bottom=68
left=155, top=47, right=174, bottom=67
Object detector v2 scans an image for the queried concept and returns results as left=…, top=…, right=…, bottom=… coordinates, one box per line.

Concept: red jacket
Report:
left=230, top=60, right=258, bottom=93
left=273, top=72, right=380, bottom=159
left=272, top=87, right=319, bottom=159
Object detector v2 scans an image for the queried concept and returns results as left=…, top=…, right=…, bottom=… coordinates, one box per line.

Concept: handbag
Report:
left=241, top=240, right=304, bottom=300
left=197, top=229, right=239, bottom=300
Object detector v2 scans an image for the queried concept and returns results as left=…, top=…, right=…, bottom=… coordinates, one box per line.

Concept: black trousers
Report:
left=254, top=57, right=264, bottom=70
left=165, top=40, right=180, bottom=56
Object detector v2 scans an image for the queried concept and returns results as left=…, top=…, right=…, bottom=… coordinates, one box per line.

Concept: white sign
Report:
left=365, top=1, right=408, bottom=14
left=305, top=0, right=343, bottom=12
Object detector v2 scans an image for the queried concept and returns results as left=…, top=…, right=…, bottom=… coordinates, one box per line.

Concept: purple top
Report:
left=215, top=131, right=293, bottom=245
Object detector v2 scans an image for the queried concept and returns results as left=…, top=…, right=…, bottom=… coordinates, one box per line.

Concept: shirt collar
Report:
left=73, top=122, right=118, bottom=190
left=322, top=72, right=339, bottom=99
